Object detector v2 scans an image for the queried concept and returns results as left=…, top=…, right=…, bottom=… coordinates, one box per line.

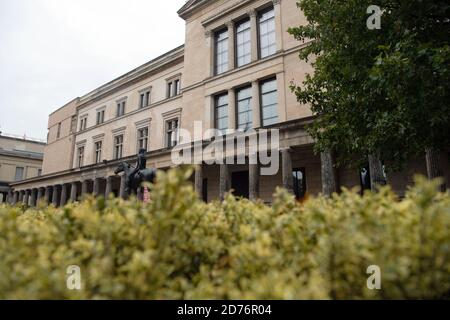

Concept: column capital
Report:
left=272, top=0, right=281, bottom=5
left=226, top=20, right=235, bottom=29
left=247, top=9, right=257, bottom=18
left=205, top=29, right=212, bottom=38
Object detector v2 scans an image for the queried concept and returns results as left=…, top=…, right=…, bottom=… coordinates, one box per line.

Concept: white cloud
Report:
left=0, top=0, right=186, bottom=139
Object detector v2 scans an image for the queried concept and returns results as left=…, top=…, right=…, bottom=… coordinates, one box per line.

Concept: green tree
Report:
left=288, top=0, right=449, bottom=188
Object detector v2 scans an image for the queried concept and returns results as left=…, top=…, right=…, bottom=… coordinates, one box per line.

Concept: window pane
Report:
left=215, top=29, right=228, bottom=75
left=260, top=79, right=278, bottom=126
left=215, top=93, right=228, bottom=133
left=236, top=19, right=251, bottom=67
left=259, top=8, right=276, bottom=58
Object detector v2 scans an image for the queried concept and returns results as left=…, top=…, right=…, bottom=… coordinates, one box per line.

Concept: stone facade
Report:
left=8, top=0, right=450, bottom=206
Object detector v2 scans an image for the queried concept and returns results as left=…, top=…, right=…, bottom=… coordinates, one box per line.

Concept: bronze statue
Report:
left=114, top=149, right=156, bottom=197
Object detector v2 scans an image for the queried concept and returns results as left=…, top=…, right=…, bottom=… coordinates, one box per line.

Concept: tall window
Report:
left=174, top=79, right=181, bottom=96
left=167, top=79, right=181, bottom=98
left=96, top=110, right=105, bottom=125
left=166, top=119, right=179, bottom=148
left=258, top=7, right=276, bottom=58
left=70, top=116, right=77, bottom=133
left=215, top=29, right=228, bottom=75
left=260, top=78, right=278, bottom=126
left=140, top=90, right=151, bottom=108
left=114, top=135, right=124, bottom=159
left=56, top=123, right=61, bottom=139
left=137, top=127, right=149, bottom=151
left=77, top=146, right=85, bottom=168
left=215, top=93, right=229, bottom=134
left=293, top=168, right=307, bottom=200
left=236, top=86, right=252, bottom=130
left=14, top=167, right=24, bottom=181
left=37, top=169, right=42, bottom=177
left=79, top=117, right=87, bottom=131
left=236, top=19, right=251, bottom=67
left=116, top=101, right=126, bottom=117
left=94, top=141, right=102, bottom=164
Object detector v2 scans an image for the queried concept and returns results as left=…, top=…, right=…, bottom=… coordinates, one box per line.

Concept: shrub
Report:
left=0, top=168, right=449, bottom=299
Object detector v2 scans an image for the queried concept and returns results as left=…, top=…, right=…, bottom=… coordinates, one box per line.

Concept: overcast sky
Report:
left=0, top=0, right=186, bottom=140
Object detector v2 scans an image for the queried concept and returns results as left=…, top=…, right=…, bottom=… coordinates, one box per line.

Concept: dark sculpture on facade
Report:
left=114, top=149, right=156, bottom=197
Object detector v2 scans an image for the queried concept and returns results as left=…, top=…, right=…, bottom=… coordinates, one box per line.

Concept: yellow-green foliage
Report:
left=0, top=168, right=449, bottom=299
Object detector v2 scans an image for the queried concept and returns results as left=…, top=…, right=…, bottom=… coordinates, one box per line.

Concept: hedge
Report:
left=0, top=167, right=449, bottom=299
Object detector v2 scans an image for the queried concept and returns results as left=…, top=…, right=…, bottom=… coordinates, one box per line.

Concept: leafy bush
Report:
left=0, top=168, right=449, bottom=299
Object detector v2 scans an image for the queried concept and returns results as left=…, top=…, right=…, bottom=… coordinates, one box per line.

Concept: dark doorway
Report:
left=231, top=171, right=249, bottom=199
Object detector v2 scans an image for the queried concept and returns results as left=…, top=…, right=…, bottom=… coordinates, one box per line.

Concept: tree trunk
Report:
left=320, top=150, right=338, bottom=197
left=425, top=148, right=445, bottom=191
left=368, top=153, right=386, bottom=191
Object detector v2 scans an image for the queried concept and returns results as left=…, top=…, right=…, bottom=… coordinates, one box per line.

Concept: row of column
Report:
left=194, top=147, right=336, bottom=201
left=8, top=175, right=128, bottom=207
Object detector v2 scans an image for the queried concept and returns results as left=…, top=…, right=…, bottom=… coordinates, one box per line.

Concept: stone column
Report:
left=251, top=81, right=261, bottom=129
left=105, top=177, right=113, bottom=198
left=368, top=153, right=386, bottom=191
left=60, top=184, right=68, bottom=207
left=37, top=188, right=44, bottom=204
left=13, top=191, right=19, bottom=205
left=219, top=164, right=229, bottom=201
left=119, top=175, right=127, bottom=199
left=30, top=189, right=37, bottom=207
left=23, top=190, right=30, bottom=206
left=249, top=9, right=258, bottom=62
left=228, top=89, right=236, bottom=130
left=321, top=150, right=338, bottom=197
left=273, top=0, right=283, bottom=52
left=7, top=190, right=13, bottom=204
left=93, top=178, right=100, bottom=197
left=70, top=182, right=78, bottom=202
left=195, top=164, right=203, bottom=197
left=281, top=148, right=294, bottom=194
left=44, top=187, right=51, bottom=204
left=52, top=185, right=59, bottom=207
left=205, top=30, right=213, bottom=78
left=81, top=180, right=89, bottom=197
left=249, top=162, right=260, bottom=201
left=227, top=21, right=235, bottom=71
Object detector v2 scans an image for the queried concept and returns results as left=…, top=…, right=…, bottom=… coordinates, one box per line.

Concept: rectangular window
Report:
left=293, top=168, right=307, bottom=200
left=77, top=146, right=85, bottom=168
left=57, top=123, right=61, bottom=139
left=215, top=29, right=229, bottom=75
left=258, top=7, right=276, bottom=58
left=70, top=116, right=77, bottom=133
left=137, top=127, right=149, bottom=151
left=167, top=82, right=173, bottom=98
left=79, top=117, right=87, bottom=131
left=215, top=93, right=229, bottom=134
left=236, top=19, right=251, bottom=67
left=166, top=119, right=179, bottom=148
left=14, top=167, right=24, bottom=181
left=37, top=169, right=42, bottom=177
left=174, top=79, right=181, bottom=96
left=94, top=141, right=102, bottom=164
left=236, top=86, right=252, bottom=130
left=96, top=110, right=105, bottom=125
left=116, top=101, right=126, bottom=117
left=167, top=80, right=180, bottom=98
left=114, top=135, right=124, bottom=160
left=140, top=90, right=151, bottom=109
left=260, top=78, right=278, bottom=126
